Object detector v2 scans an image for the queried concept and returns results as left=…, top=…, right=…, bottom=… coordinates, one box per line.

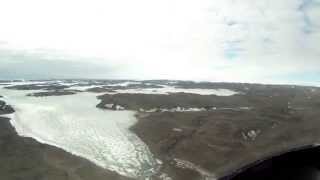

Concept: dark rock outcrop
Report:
left=0, top=100, right=14, bottom=115
left=5, top=84, right=69, bottom=91
left=26, top=90, right=77, bottom=97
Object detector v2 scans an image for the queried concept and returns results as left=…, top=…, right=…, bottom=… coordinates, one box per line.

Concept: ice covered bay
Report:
left=0, top=87, right=157, bottom=178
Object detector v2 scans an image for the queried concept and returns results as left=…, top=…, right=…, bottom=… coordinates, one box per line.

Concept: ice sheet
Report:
left=0, top=87, right=157, bottom=178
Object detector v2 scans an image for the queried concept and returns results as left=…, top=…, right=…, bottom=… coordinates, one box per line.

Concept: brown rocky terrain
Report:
left=96, top=83, right=320, bottom=180
left=97, top=93, right=250, bottom=111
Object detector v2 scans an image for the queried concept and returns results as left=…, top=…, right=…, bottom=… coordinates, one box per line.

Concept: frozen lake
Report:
left=0, top=85, right=157, bottom=178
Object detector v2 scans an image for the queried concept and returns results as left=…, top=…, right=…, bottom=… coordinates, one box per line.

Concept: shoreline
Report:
left=0, top=93, right=157, bottom=179
left=0, top=95, right=134, bottom=180
left=0, top=115, right=132, bottom=180
left=2, top=80, right=320, bottom=180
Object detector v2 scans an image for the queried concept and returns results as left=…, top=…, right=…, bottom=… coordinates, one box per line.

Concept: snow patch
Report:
left=173, top=128, right=183, bottom=132
left=173, top=158, right=216, bottom=180
left=66, top=85, right=102, bottom=91
left=242, top=129, right=261, bottom=141
left=107, top=85, right=239, bottom=96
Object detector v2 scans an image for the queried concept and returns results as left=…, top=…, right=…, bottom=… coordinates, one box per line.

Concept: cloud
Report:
left=0, top=0, right=319, bottom=85
left=223, top=40, right=245, bottom=59
left=0, top=49, right=124, bottom=79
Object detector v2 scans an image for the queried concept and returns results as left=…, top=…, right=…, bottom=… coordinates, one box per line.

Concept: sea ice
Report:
left=0, top=86, right=157, bottom=178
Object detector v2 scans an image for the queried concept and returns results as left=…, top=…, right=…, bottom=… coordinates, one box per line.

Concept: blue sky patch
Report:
left=224, top=40, right=244, bottom=60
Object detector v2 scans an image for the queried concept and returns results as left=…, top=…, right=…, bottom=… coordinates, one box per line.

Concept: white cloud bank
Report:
left=0, top=0, right=319, bottom=84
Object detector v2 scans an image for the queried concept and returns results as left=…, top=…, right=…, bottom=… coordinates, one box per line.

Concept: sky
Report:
left=0, top=0, right=319, bottom=85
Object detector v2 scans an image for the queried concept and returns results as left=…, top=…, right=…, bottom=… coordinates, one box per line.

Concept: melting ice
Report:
left=0, top=86, right=157, bottom=178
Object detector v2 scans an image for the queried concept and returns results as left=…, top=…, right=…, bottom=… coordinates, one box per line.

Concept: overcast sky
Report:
left=0, top=0, right=319, bottom=85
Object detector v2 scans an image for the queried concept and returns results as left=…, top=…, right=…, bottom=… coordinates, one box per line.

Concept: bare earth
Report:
left=97, top=82, right=320, bottom=180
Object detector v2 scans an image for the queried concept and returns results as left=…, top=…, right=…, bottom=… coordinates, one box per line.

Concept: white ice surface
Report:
left=65, top=81, right=142, bottom=91
left=66, top=83, right=239, bottom=96
left=111, top=86, right=239, bottom=96
left=65, top=85, right=102, bottom=91
left=107, top=81, right=142, bottom=87
left=0, top=87, right=157, bottom=178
